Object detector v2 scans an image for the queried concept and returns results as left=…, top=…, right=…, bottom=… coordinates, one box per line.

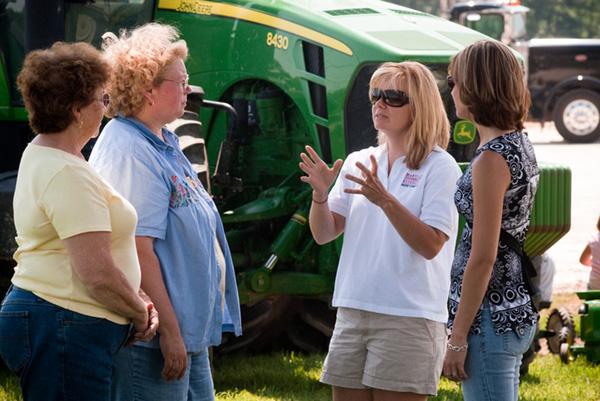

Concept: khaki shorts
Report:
left=320, top=307, right=447, bottom=395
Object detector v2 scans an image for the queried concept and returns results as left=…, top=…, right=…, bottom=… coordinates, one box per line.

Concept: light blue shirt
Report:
left=89, top=117, right=242, bottom=351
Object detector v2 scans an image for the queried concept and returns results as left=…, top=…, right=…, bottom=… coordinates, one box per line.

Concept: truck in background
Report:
left=446, top=0, right=600, bottom=143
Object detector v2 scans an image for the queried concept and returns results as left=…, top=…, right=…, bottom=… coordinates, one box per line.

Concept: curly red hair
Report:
left=102, top=23, right=188, bottom=118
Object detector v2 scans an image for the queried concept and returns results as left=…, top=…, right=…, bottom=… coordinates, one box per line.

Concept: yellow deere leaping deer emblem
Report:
left=453, top=120, right=477, bottom=145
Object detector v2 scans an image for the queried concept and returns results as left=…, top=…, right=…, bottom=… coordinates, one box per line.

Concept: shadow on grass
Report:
left=520, top=373, right=542, bottom=385
left=213, top=352, right=464, bottom=401
left=213, top=352, right=329, bottom=401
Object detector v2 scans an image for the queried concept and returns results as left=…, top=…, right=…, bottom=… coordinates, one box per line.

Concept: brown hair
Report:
left=16, top=42, right=109, bottom=134
left=448, top=40, right=530, bottom=131
left=102, top=23, right=188, bottom=117
left=597, top=215, right=600, bottom=231
left=370, top=61, right=450, bottom=170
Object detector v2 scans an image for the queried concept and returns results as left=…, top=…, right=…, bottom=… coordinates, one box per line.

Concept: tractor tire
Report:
left=289, top=299, right=336, bottom=352
left=553, top=89, right=600, bottom=143
left=559, top=342, right=572, bottom=364
left=217, top=296, right=294, bottom=354
left=546, top=306, right=575, bottom=354
left=217, top=297, right=336, bottom=354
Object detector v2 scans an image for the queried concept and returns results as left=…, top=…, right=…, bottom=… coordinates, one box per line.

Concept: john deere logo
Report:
left=453, top=120, right=477, bottom=144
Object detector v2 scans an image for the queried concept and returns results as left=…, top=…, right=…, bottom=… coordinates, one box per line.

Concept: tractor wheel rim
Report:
left=563, top=99, right=600, bottom=136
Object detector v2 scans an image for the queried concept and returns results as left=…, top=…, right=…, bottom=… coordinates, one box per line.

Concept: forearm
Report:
left=83, top=264, right=147, bottom=323
left=138, top=246, right=181, bottom=337
left=580, top=246, right=592, bottom=266
left=308, top=191, right=343, bottom=244
left=380, top=196, right=445, bottom=259
left=450, top=259, right=494, bottom=343
left=65, top=232, right=148, bottom=325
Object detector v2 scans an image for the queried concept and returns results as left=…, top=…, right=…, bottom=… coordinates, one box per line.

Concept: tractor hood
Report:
left=158, top=0, right=490, bottom=58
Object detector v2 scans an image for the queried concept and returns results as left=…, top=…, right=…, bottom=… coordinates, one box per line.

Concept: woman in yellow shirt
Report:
left=0, top=42, right=158, bottom=401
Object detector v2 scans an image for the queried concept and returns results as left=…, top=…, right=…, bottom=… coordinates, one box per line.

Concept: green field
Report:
left=1, top=292, right=595, bottom=400
left=2, top=351, right=599, bottom=401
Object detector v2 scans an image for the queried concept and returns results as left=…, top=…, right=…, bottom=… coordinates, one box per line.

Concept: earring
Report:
left=79, top=120, right=83, bottom=129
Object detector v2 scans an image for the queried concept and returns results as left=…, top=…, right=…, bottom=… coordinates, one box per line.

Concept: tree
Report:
left=525, top=0, right=600, bottom=38
left=393, top=0, right=600, bottom=39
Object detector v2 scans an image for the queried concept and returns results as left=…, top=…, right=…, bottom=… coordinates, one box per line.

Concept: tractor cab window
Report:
left=0, top=0, right=154, bottom=106
left=64, top=0, right=154, bottom=46
left=508, top=12, right=527, bottom=42
left=464, top=12, right=504, bottom=41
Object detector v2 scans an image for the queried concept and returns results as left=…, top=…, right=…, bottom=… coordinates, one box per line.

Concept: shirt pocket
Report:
left=0, top=310, right=31, bottom=373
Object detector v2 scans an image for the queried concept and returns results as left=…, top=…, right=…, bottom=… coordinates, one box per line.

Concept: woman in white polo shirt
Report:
left=299, top=61, right=461, bottom=401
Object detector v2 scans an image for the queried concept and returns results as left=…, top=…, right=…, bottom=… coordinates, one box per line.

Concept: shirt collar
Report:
left=117, top=116, right=175, bottom=152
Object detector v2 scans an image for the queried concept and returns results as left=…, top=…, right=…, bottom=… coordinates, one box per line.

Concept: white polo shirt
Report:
left=328, top=145, right=461, bottom=323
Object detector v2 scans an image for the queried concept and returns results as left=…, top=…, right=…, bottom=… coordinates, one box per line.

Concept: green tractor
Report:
left=0, top=0, right=570, bottom=352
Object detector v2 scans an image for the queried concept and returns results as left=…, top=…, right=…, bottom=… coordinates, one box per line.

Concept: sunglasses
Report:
left=447, top=75, right=455, bottom=90
left=96, top=93, right=110, bottom=107
left=369, top=88, right=410, bottom=108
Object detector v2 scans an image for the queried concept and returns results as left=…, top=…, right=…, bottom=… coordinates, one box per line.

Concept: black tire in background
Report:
left=553, top=89, right=600, bottom=143
left=546, top=306, right=575, bottom=354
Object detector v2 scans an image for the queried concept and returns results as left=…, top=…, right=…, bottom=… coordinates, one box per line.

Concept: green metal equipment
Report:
left=547, top=291, right=600, bottom=364
left=0, top=0, right=571, bottom=351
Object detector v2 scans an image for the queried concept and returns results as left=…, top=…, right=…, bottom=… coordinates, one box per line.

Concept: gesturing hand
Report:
left=344, top=155, right=391, bottom=208
left=299, top=145, right=343, bottom=200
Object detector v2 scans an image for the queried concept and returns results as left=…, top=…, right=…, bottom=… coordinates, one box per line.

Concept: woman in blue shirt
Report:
left=89, top=23, right=242, bottom=401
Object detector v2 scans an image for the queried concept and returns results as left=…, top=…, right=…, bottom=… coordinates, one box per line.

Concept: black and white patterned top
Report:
left=447, top=131, right=539, bottom=336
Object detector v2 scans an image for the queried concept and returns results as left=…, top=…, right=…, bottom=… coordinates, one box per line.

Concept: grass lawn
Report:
left=1, top=351, right=598, bottom=401
left=212, top=351, right=599, bottom=401
left=1, top=293, right=596, bottom=401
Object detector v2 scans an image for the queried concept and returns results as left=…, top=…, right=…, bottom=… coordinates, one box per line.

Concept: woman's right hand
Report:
left=159, top=330, right=188, bottom=381
left=299, top=145, right=343, bottom=200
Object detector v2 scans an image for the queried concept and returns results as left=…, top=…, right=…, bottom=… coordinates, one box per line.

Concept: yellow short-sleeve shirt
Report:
left=11, top=144, right=141, bottom=324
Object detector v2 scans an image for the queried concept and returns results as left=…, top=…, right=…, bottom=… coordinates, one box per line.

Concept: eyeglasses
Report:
left=369, top=88, right=410, bottom=108
left=162, top=75, right=190, bottom=91
left=96, top=93, right=110, bottom=107
left=447, top=75, right=455, bottom=90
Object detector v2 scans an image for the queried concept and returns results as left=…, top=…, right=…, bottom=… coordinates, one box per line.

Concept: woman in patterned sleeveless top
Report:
left=442, top=40, right=539, bottom=401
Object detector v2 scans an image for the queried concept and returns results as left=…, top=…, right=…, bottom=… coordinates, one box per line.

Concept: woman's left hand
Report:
left=138, top=302, right=160, bottom=341
left=344, top=155, right=390, bottom=208
left=128, top=301, right=159, bottom=344
left=442, top=345, right=469, bottom=382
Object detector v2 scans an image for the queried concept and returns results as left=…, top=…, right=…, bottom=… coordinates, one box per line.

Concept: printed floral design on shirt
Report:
left=401, top=172, right=421, bottom=187
left=169, top=175, right=202, bottom=208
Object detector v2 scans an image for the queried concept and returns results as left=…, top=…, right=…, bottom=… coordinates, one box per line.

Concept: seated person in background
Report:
left=531, top=253, right=556, bottom=309
left=579, top=215, right=600, bottom=290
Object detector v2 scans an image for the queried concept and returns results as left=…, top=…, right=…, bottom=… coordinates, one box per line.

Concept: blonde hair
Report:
left=102, top=23, right=188, bottom=117
left=449, top=40, right=530, bottom=131
left=370, top=62, right=449, bottom=170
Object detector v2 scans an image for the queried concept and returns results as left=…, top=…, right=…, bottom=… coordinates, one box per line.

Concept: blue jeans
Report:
left=112, top=344, right=215, bottom=401
left=0, top=286, right=130, bottom=401
left=462, top=307, right=536, bottom=401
